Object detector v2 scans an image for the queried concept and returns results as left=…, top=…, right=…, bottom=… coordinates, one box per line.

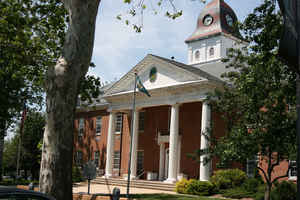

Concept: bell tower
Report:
left=185, top=0, right=242, bottom=66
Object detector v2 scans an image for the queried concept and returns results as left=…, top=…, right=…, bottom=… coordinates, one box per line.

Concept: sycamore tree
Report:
left=208, top=1, right=296, bottom=200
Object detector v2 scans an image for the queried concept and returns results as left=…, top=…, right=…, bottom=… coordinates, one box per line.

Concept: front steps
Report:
left=91, top=177, right=176, bottom=192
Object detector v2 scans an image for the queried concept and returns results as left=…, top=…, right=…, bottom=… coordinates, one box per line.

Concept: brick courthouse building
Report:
left=74, top=0, right=297, bottom=183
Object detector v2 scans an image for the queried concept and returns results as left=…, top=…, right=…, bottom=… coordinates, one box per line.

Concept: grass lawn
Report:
left=127, top=193, right=224, bottom=200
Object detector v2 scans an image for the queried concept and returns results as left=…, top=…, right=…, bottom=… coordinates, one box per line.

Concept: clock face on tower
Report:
left=225, top=14, right=234, bottom=27
left=203, top=15, right=213, bottom=26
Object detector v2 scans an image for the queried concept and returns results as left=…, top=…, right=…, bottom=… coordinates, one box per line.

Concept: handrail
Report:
left=136, top=169, right=145, bottom=179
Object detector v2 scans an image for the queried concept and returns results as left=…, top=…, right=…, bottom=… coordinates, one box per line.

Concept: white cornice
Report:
left=104, top=81, right=222, bottom=111
left=104, top=79, right=210, bottom=98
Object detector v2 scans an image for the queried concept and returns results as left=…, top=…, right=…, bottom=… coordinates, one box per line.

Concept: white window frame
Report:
left=246, top=155, right=258, bottom=178
left=289, top=160, right=297, bottom=180
left=115, top=113, right=123, bottom=134
left=94, top=151, right=100, bottom=168
left=77, top=97, right=81, bottom=107
left=137, top=150, right=144, bottom=175
left=76, top=151, right=83, bottom=166
left=209, top=47, right=214, bottom=57
left=194, top=50, right=200, bottom=61
left=113, top=151, right=121, bottom=169
left=96, top=116, right=102, bottom=136
left=78, top=118, right=84, bottom=137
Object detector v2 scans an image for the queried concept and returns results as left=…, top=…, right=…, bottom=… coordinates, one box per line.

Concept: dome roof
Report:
left=185, top=0, right=241, bottom=43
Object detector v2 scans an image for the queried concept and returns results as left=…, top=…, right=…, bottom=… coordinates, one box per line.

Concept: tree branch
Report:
left=257, top=166, right=270, bottom=185
left=270, top=153, right=280, bottom=172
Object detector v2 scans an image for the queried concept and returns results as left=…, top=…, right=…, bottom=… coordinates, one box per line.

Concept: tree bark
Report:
left=0, top=130, right=4, bottom=182
left=0, top=121, right=6, bottom=182
left=39, top=1, right=100, bottom=200
left=264, top=183, right=271, bottom=200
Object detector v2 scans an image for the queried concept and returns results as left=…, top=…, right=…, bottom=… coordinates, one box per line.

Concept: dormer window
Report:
left=209, top=47, right=214, bottom=57
left=195, top=50, right=200, bottom=61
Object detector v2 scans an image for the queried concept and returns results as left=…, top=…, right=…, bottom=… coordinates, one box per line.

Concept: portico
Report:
left=102, top=55, right=220, bottom=182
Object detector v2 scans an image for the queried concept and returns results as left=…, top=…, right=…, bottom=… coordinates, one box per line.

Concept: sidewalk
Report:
left=72, top=181, right=176, bottom=195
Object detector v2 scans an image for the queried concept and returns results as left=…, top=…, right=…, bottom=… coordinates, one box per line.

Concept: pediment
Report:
left=104, top=54, right=213, bottom=96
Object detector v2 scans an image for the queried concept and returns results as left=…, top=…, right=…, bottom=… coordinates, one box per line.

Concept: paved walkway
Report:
left=72, top=181, right=176, bottom=195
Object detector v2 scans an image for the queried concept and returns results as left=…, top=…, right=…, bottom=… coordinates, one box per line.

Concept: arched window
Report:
left=209, top=47, right=214, bottom=57
left=195, top=50, right=200, bottom=61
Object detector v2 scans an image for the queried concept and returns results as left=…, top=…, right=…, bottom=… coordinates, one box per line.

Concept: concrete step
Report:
left=92, top=177, right=176, bottom=192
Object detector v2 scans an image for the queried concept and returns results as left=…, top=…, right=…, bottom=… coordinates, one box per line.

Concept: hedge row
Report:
left=175, top=169, right=297, bottom=200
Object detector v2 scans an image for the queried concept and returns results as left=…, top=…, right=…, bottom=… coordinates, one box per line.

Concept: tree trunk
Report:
left=0, top=132, right=4, bottom=181
left=0, top=121, right=6, bottom=182
left=264, top=183, right=271, bottom=200
left=39, top=1, right=100, bottom=200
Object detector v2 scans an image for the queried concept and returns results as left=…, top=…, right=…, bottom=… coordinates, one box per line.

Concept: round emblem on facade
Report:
left=225, top=14, right=234, bottom=27
left=149, top=67, right=157, bottom=83
left=203, top=14, right=213, bottom=26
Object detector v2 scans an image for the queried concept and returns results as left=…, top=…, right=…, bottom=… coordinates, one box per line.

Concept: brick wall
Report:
left=74, top=102, right=227, bottom=179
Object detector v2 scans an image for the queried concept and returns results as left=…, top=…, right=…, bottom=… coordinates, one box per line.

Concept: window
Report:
left=94, top=151, right=100, bottom=167
left=189, top=50, right=193, bottom=63
left=78, top=118, right=84, bottom=137
left=137, top=150, right=144, bottom=175
left=246, top=156, right=258, bottom=177
left=77, top=97, right=81, bottom=107
left=209, top=47, right=214, bottom=57
left=195, top=50, right=200, bottom=61
left=75, top=151, right=83, bottom=166
left=138, top=112, right=145, bottom=132
left=289, top=160, right=297, bottom=180
left=96, top=116, right=102, bottom=135
left=115, top=113, right=123, bottom=133
left=113, top=151, right=120, bottom=169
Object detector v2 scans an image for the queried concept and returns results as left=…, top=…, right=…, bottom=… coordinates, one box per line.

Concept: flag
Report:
left=278, top=0, right=299, bottom=68
left=136, top=76, right=151, bottom=97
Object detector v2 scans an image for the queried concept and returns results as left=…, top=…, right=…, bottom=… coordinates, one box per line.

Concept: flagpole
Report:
left=126, top=72, right=138, bottom=198
left=16, top=103, right=26, bottom=179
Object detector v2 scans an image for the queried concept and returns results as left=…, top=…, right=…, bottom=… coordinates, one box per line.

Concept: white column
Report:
left=165, top=104, right=179, bottom=183
left=199, top=101, right=211, bottom=181
left=159, top=143, right=165, bottom=181
left=177, top=137, right=182, bottom=179
left=104, top=112, right=116, bottom=178
left=130, top=110, right=139, bottom=179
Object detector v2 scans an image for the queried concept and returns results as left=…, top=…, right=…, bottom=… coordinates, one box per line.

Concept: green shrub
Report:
left=72, top=166, right=83, bottom=183
left=254, top=192, right=265, bottom=200
left=0, top=179, right=38, bottom=186
left=242, top=178, right=261, bottom=193
left=211, top=169, right=247, bottom=190
left=175, top=178, right=189, bottom=194
left=222, top=187, right=254, bottom=199
left=0, top=179, right=15, bottom=186
left=271, top=181, right=296, bottom=200
left=185, top=179, right=215, bottom=196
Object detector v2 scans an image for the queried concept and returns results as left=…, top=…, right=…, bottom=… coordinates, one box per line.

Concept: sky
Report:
left=88, top=0, right=264, bottom=84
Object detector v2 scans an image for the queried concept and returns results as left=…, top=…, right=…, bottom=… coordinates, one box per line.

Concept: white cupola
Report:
left=185, top=0, right=242, bottom=66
